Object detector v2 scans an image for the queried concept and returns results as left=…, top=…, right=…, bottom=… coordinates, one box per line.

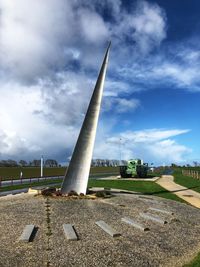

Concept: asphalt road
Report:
left=1, top=176, right=63, bottom=187
left=0, top=172, right=118, bottom=187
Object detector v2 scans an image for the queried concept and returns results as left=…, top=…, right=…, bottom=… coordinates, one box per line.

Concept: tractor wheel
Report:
left=120, top=166, right=128, bottom=178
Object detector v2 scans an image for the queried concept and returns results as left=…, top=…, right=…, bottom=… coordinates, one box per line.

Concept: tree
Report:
left=19, top=160, right=28, bottom=167
left=45, top=159, right=58, bottom=167
left=31, top=159, right=41, bottom=167
left=193, top=161, right=199, bottom=167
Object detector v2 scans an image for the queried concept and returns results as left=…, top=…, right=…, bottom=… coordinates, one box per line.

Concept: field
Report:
left=0, top=166, right=119, bottom=180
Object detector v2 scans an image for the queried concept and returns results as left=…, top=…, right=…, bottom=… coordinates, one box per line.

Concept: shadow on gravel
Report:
left=29, top=227, right=39, bottom=242
left=111, top=185, right=200, bottom=197
left=148, top=186, right=200, bottom=196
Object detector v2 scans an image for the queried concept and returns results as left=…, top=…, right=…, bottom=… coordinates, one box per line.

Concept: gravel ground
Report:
left=1, top=192, right=200, bottom=267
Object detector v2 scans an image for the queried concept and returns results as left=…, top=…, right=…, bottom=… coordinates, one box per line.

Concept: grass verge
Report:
left=1, top=177, right=185, bottom=203
left=88, top=179, right=185, bottom=203
left=174, top=169, right=200, bottom=194
left=183, top=252, right=200, bottom=267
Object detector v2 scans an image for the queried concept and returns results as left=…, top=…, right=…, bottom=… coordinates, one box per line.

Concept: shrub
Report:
left=68, top=190, right=79, bottom=196
left=41, top=187, right=56, bottom=196
left=95, top=191, right=106, bottom=198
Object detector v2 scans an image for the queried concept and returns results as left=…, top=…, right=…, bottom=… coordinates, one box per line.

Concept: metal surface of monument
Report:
left=61, top=43, right=111, bottom=194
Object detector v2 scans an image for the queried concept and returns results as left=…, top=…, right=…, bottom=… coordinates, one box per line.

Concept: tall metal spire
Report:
left=61, top=42, right=111, bottom=194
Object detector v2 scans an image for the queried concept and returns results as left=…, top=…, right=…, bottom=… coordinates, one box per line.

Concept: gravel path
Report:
left=1, top=192, right=200, bottom=267
left=157, top=175, right=200, bottom=208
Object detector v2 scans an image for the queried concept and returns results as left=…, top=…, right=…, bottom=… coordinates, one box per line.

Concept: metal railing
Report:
left=0, top=175, right=64, bottom=188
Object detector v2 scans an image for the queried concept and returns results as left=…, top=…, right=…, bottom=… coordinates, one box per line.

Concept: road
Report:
left=0, top=172, right=118, bottom=187
left=1, top=175, right=63, bottom=187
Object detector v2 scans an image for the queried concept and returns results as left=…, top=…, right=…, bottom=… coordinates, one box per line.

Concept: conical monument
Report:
left=61, top=42, right=111, bottom=194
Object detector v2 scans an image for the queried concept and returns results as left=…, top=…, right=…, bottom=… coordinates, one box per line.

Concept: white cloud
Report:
left=121, top=129, right=190, bottom=143
left=152, top=62, right=200, bottom=89
left=0, top=82, right=80, bottom=160
left=149, top=139, right=191, bottom=163
left=94, top=128, right=191, bottom=165
left=78, top=8, right=109, bottom=43
left=0, top=0, right=195, bottom=165
left=117, top=42, right=200, bottom=92
left=103, top=97, right=140, bottom=113
left=130, top=1, right=167, bottom=53
left=110, top=0, right=167, bottom=55
left=0, top=0, right=77, bottom=82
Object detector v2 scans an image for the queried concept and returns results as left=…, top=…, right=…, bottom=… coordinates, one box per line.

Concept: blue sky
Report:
left=0, top=0, right=199, bottom=165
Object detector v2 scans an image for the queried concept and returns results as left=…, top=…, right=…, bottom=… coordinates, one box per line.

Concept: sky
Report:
left=0, top=0, right=200, bottom=166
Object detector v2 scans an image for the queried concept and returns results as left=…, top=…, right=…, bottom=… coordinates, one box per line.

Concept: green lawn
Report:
left=174, top=169, right=200, bottom=194
left=88, top=179, right=185, bottom=203
left=0, top=176, right=185, bottom=203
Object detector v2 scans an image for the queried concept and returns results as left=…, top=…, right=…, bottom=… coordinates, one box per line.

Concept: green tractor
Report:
left=120, top=159, right=148, bottom=178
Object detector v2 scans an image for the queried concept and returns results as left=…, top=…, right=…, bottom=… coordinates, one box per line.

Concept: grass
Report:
left=0, top=166, right=119, bottom=180
left=0, top=167, right=188, bottom=204
left=183, top=252, right=200, bottom=267
left=173, top=169, right=200, bottom=194
left=0, top=175, right=184, bottom=203
left=88, top=179, right=185, bottom=203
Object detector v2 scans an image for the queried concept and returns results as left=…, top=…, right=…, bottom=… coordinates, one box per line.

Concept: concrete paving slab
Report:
left=149, top=207, right=174, bottom=215
left=122, top=217, right=149, bottom=231
left=140, top=213, right=168, bottom=224
left=63, top=224, right=78, bottom=241
left=19, top=224, right=35, bottom=242
left=95, top=220, right=121, bottom=237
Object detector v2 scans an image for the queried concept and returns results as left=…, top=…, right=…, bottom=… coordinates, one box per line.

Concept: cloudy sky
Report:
left=0, top=0, right=200, bottom=165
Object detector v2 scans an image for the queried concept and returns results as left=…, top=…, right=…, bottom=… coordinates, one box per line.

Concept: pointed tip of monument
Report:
left=107, top=41, right=111, bottom=52
left=104, top=41, right=111, bottom=61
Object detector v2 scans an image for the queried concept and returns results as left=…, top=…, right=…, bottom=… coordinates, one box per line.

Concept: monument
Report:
left=61, top=42, right=111, bottom=194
